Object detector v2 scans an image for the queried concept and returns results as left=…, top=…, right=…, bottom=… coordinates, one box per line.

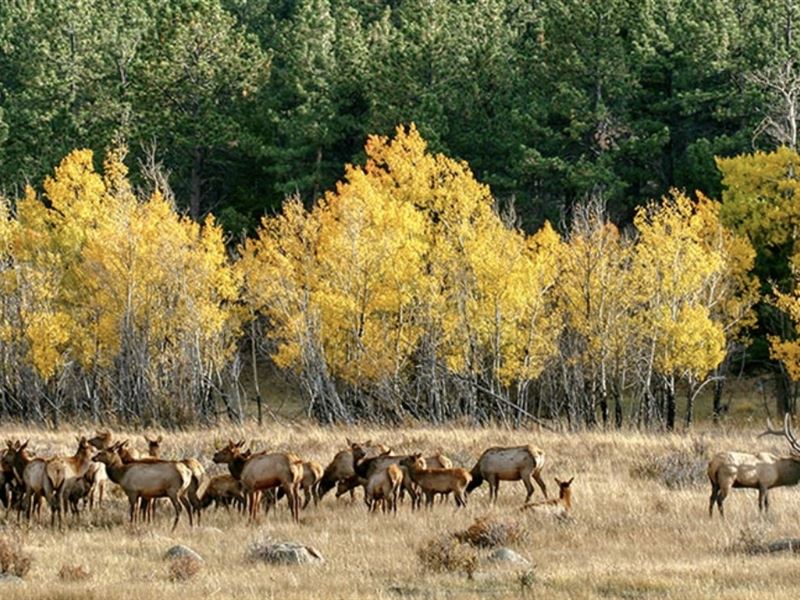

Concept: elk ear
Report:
left=156, top=435, right=162, bottom=443
left=554, top=478, right=561, bottom=485
left=567, top=477, right=574, bottom=485
left=20, top=440, right=28, bottom=451
left=364, top=439, right=373, bottom=446
left=237, top=439, right=245, bottom=448
left=346, top=437, right=353, bottom=446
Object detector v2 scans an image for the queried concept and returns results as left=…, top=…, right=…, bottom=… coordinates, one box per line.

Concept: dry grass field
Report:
left=2, top=422, right=800, bottom=599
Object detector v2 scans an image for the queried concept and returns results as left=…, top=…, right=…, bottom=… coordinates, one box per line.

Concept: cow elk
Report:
left=708, top=414, right=800, bottom=517
left=401, top=454, right=471, bottom=508
left=92, top=443, right=193, bottom=530
left=44, top=436, right=95, bottom=527
left=467, top=445, right=547, bottom=502
left=365, top=464, right=403, bottom=513
left=212, top=440, right=303, bottom=522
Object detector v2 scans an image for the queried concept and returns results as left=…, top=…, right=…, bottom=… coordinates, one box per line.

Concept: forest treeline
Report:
left=3, top=0, right=800, bottom=230
left=2, top=126, right=800, bottom=429
left=4, top=1, right=800, bottom=428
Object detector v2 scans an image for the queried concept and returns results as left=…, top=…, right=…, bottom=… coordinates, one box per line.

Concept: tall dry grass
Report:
left=1, top=422, right=799, bottom=599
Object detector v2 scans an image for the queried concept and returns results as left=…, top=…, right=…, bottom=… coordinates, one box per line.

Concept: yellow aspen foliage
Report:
left=239, top=197, right=321, bottom=370
left=632, top=191, right=727, bottom=380
left=242, top=124, right=563, bottom=390
left=717, top=146, right=800, bottom=251
left=9, top=146, right=240, bottom=396
left=559, top=207, right=634, bottom=386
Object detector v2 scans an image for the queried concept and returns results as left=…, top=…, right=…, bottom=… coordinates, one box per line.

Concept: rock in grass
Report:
left=487, top=547, right=531, bottom=566
left=0, top=573, right=25, bottom=585
left=247, top=540, right=324, bottom=565
left=164, top=545, right=204, bottom=563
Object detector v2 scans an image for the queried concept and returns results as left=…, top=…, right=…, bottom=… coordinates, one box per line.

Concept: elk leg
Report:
left=708, top=482, right=719, bottom=518
left=302, top=486, right=312, bottom=510
left=487, top=475, right=499, bottom=503
left=716, top=485, right=728, bottom=518
left=522, top=476, right=535, bottom=503
left=169, top=495, right=183, bottom=532
left=532, top=470, right=548, bottom=499
left=180, top=495, right=193, bottom=527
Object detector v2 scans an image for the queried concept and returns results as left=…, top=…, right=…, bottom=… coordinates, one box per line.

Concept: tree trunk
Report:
left=190, top=146, right=205, bottom=220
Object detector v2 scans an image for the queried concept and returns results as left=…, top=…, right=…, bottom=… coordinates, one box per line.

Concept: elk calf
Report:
left=521, top=477, right=573, bottom=517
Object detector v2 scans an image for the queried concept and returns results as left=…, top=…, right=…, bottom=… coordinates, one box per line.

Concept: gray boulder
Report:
left=487, top=547, right=531, bottom=566
left=247, top=540, right=324, bottom=565
left=0, top=573, right=25, bottom=585
left=164, top=544, right=204, bottom=563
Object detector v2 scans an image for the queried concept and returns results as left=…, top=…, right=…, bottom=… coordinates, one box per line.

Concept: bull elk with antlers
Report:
left=708, top=414, right=800, bottom=517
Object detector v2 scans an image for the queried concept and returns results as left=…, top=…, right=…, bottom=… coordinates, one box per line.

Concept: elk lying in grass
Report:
left=318, top=439, right=386, bottom=499
left=401, top=454, right=471, bottom=508
left=44, top=436, right=95, bottom=526
left=365, top=464, right=403, bottom=513
left=212, top=440, right=303, bottom=521
left=708, top=414, right=800, bottom=517
left=521, top=477, right=574, bottom=517
left=467, top=445, right=547, bottom=502
left=93, top=443, right=193, bottom=530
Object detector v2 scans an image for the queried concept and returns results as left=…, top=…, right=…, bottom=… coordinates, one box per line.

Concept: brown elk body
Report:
left=44, top=436, right=94, bottom=526
left=212, top=441, right=303, bottom=522
left=466, top=445, right=547, bottom=502
left=365, top=464, right=403, bottom=513
left=92, top=444, right=193, bottom=531
left=402, top=454, right=471, bottom=508
left=318, top=440, right=385, bottom=499
left=3, top=440, right=47, bottom=522
left=200, top=474, right=246, bottom=512
left=708, top=415, right=800, bottom=517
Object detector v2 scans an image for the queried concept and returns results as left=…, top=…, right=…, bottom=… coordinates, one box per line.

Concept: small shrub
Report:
left=630, top=438, right=708, bottom=489
left=453, top=516, right=526, bottom=549
left=168, top=556, right=202, bottom=582
left=0, top=536, right=32, bottom=578
left=59, top=563, right=92, bottom=582
left=417, top=536, right=478, bottom=579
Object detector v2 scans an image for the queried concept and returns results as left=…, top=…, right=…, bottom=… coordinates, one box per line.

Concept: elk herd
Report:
left=3, top=414, right=800, bottom=531
left=0, top=435, right=567, bottom=530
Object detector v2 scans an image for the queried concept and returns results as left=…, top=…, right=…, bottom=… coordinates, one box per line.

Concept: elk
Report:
left=200, top=474, right=246, bottom=512
left=401, top=454, right=471, bottom=508
left=708, top=414, right=800, bottom=517
left=466, top=445, right=547, bottom=502
left=3, top=440, right=47, bottom=522
left=144, top=435, right=162, bottom=457
left=270, top=459, right=324, bottom=511
left=44, top=436, right=94, bottom=527
left=92, top=443, right=193, bottom=530
left=365, top=464, right=403, bottom=513
left=521, top=477, right=574, bottom=516
left=318, top=439, right=380, bottom=499
left=341, top=451, right=420, bottom=508
left=116, top=440, right=208, bottom=524
left=212, top=440, right=303, bottom=522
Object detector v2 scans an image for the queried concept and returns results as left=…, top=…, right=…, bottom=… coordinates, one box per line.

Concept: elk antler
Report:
left=783, top=413, right=800, bottom=454
left=759, top=414, right=800, bottom=454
